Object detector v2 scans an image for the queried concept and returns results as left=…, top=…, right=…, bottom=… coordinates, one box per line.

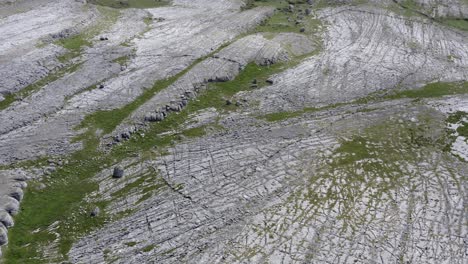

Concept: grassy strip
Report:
left=0, top=63, right=83, bottom=111
left=442, top=18, right=468, bottom=31
left=385, top=81, right=468, bottom=99
left=261, top=81, right=468, bottom=122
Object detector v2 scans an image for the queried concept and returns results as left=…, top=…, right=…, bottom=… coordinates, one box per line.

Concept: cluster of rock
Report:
left=110, top=32, right=315, bottom=144
left=0, top=170, right=29, bottom=256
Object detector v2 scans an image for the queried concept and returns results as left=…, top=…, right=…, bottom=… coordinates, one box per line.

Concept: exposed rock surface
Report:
left=0, top=0, right=273, bottom=164
left=0, top=0, right=467, bottom=263
left=244, top=5, right=468, bottom=113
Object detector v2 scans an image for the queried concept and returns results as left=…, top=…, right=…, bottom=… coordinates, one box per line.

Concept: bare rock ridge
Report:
left=0, top=0, right=467, bottom=263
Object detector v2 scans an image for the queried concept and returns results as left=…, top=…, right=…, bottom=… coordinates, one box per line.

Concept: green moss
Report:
left=112, top=55, right=131, bottom=66
left=334, top=136, right=371, bottom=164
left=457, top=123, right=468, bottom=137
left=141, top=244, right=155, bottom=252
left=57, top=34, right=91, bottom=52
left=262, top=107, right=318, bottom=122
left=447, top=111, right=468, bottom=137
left=441, top=18, right=468, bottom=31
left=125, top=242, right=137, bottom=247
left=111, top=173, right=158, bottom=198
left=89, top=0, right=169, bottom=9
left=181, top=126, right=208, bottom=138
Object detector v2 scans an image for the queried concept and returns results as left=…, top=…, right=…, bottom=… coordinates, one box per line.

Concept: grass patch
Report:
left=250, top=0, right=325, bottom=36
left=56, top=5, right=120, bottom=62
left=441, top=18, right=468, bottom=31
left=111, top=172, right=164, bottom=199
left=385, top=81, right=468, bottom=99
left=89, top=0, right=169, bottom=9
left=56, top=34, right=91, bottom=52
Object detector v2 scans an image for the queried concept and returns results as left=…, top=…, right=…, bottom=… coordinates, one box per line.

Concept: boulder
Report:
left=90, top=207, right=100, bottom=217
left=0, top=197, right=19, bottom=215
left=0, top=210, right=14, bottom=228
left=145, top=112, right=164, bottom=122
left=0, top=223, right=7, bottom=246
left=113, top=167, right=124, bottom=178
left=9, top=187, right=23, bottom=202
left=121, top=132, right=131, bottom=140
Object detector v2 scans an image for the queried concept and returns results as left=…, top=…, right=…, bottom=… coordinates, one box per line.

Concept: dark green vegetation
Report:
left=89, top=0, right=168, bottom=9
left=385, top=81, right=468, bottom=99
left=447, top=111, right=468, bottom=138
left=443, top=18, right=468, bottom=31
left=141, top=244, right=156, bottom=252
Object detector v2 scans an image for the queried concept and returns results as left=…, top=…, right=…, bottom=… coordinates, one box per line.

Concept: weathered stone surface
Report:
left=108, top=33, right=310, bottom=142
left=68, top=98, right=467, bottom=263
left=245, top=6, right=468, bottom=113
left=0, top=1, right=273, bottom=164
left=1, top=0, right=467, bottom=263
left=0, top=223, right=7, bottom=246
